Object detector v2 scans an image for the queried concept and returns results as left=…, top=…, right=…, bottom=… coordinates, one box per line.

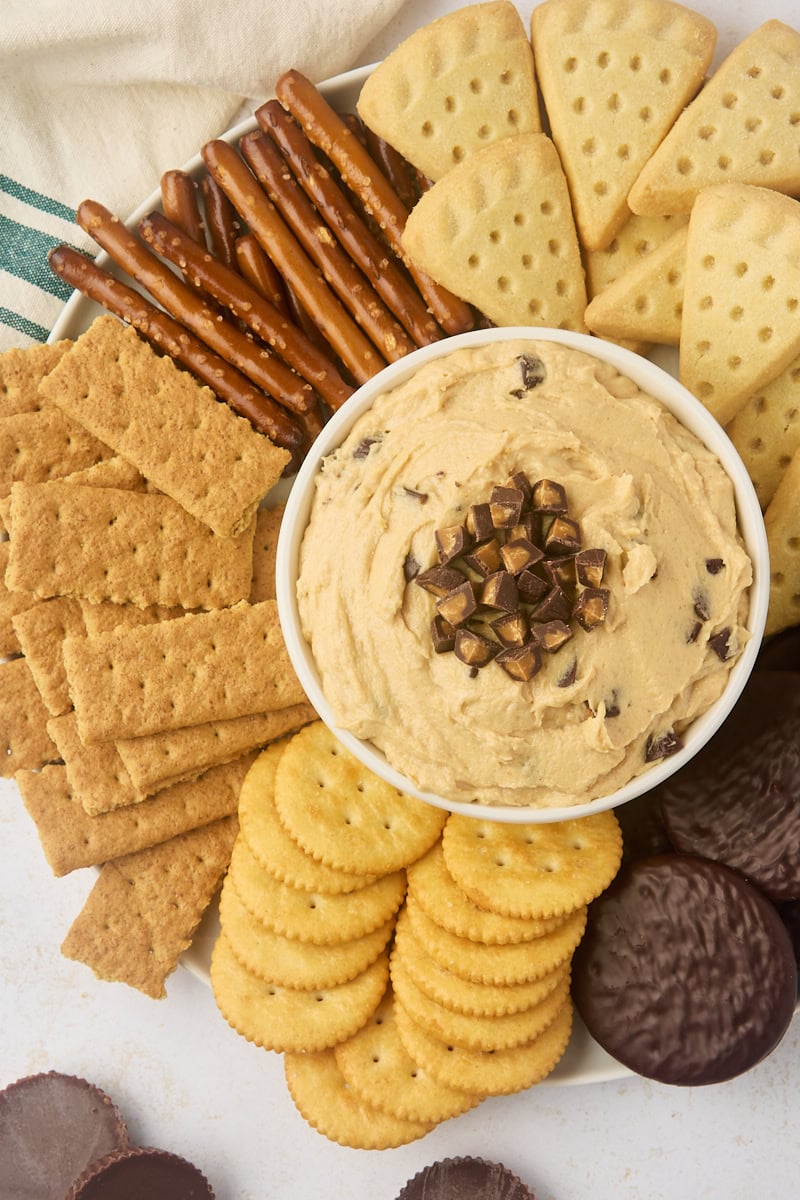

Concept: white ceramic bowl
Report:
left=276, top=327, right=770, bottom=824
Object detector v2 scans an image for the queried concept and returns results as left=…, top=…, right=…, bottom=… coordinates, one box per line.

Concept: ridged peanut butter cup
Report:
left=67, top=1146, right=215, bottom=1200
left=396, top=1156, right=536, bottom=1199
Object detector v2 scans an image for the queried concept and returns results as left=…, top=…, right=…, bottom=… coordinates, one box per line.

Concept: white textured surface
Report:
left=3, top=2, right=800, bottom=1197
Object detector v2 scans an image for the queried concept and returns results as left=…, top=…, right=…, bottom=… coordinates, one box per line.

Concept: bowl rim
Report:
left=276, top=326, right=770, bottom=824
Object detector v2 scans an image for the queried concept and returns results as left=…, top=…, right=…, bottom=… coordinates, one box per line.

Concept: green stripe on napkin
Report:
left=0, top=214, right=75, bottom=301
left=0, top=306, right=50, bottom=343
left=0, top=175, right=76, bottom=224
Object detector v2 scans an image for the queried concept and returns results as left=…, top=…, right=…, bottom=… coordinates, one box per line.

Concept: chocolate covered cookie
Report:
left=396, top=1156, right=536, bottom=1200
left=657, top=671, right=800, bottom=901
left=571, top=855, right=797, bottom=1086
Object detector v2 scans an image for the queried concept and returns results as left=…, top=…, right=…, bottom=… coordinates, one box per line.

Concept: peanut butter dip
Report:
left=297, top=339, right=752, bottom=808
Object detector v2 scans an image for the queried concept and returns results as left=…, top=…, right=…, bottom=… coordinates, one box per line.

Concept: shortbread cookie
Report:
left=284, top=1043, right=434, bottom=1149
left=6, top=481, right=254, bottom=610
left=531, top=0, right=716, bottom=250
left=764, top=447, right=800, bottom=636
left=226, top=835, right=405, bottom=944
left=0, top=656, right=58, bottom=776
left=273, top=721, right=447, bottom=876
left=679, top=183, right=800, bottom=426
left=61, top=817, right=237, bottom=999
left=211, top=932, right=388, bottom=1052
left=238, top=740, right=376, bottom=894
left=40, top=315, right=289, bottom=537
left=219, top=879, right=393, bottom=990
left=726, top=354, right=800, bottom=510
left=585, top=224, right=687, bottom=346
left=401, top=132, right=587, bottom=330
left=357, top=1, right=539, bottom=183
left=442, top=809, right=622, bottom=919
left=394, top=994, right=573, bottom=1096
left=63, top=601, right=304, bottom=744
left=629, top=20, right=800, bottom=215
left=334, top=988, right=479, bottom=1124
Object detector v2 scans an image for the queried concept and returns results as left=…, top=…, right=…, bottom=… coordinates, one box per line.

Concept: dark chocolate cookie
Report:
left=756, top=624, right=800, bottom=673
left=656, top=671, right=800, bottom=901
left=0, top=1071, right=128, bottom=1200
left=615, top=791, right=673, bottom=866
left=571, top=855, right=797, bottom=1086
left=396, top=1156, right=536, bottom=1200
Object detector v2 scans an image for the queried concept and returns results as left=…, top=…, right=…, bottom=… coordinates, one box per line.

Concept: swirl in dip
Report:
left=296, top=339, right=752, bottom=809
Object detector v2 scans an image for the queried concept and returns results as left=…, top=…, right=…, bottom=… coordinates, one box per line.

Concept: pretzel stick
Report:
left=362, top=125, right=422, bottom=214
left=141, top=211, right=353, bottom=411
left=160, top=170, right=205, bottom=243
left=77, top=199, right=315, bottom=417
left=201, top=174, right=241, bottom=269
left=274, top=69, right=475, bottom=337
left=239, top=130, right=415, bottom=364
left=235, top=234, right=289, bottom=314
left=256, top=100, right=440, bottom=348
left=48, top=245, right=303, bottom=456
left=201, top=138, right=386, bottom=384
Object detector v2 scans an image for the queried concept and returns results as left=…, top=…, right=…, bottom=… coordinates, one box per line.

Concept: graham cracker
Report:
left=0, top=340, right=70, bottom=418
left=0, top=408, right=110, bottom=499
left=402, top=132, right=587, bottom=330
left=61, top=816, right=238, bottom=998
left=726, top=354, right=800, bottom=510
left=11, top=597, right=86, bottom=716
left=764, top=447, right=800, bottom=636
left=63, top=600, right=305, bottom=744
left=16, top=753, right=255, bottom=876
left=0, top=656, right=58, bottom=776
left=78, top=598, right=186, bottom=637
left=63, top=455, right=148, bottom=492
left=679, top=183, right=800, bottom=426
left=40, top=315, right=289, bottom=537
left=531, top=0, right=716, bottom=250
left=629, top=20, right=800, bottom=216
left=115, top=703, right=317, bottom=796
left=584, top=224, right=688, bottom=346
left=356, top=0, right=540, bottom=184
left=0, top=541, right=37, bottom=656
left=6, top=481, right=255, bottom=610
left=249, top=504, right=284, bottom=603
left=47, top=711, right=143, bottom=815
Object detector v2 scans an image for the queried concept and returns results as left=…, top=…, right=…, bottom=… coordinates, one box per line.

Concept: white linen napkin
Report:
left=0, top=0, right=407, bottom=350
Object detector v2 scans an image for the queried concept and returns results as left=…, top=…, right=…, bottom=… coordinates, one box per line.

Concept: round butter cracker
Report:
left=442, top=809, right=622, bottom=919
left=273, top=721, right=446, bottom=875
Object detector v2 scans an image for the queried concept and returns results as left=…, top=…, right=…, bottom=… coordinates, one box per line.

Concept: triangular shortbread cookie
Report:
left=585, top=224, right=688, bottom=345
left=679, top=183, right=800, bottom=427
left=763, top=447, right=800, bottom=636
left=726, top=353, right=800, bottom=510
left=630, top=20, right=800, bottom=215
left=402, top=133, right=587, bottom=331
left=531, top=0, right=715, bottom=251
left=357, top=0, right=540, bottom=184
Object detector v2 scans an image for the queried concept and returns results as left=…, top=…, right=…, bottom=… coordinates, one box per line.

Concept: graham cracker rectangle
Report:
left=249, top=504, right=283, bottom=603
left=0, top=656, right=59, bottom=776
left=6, top=481, right=255, bottom=609
left=0, top=340, right=70, bottom=418
left=0, top=408, right=110, bottom=499
left=16, top=753, right=255, bottom=876
left=40, top=315, right=290, bottom=537
left=0, top=541, right=37, bottom=656
left=63, top=455, right=149, bottom=491
left=78, top=599, right=187, bottom=637
left=11, top=597, right=86, bottom=716
left=116, top=702, right=317, bottom=795
left=60, top=815, right=238, bottom=998
left=63, top=600, right=305, bottom=744
left=47, top=711, right=143, bottom=815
